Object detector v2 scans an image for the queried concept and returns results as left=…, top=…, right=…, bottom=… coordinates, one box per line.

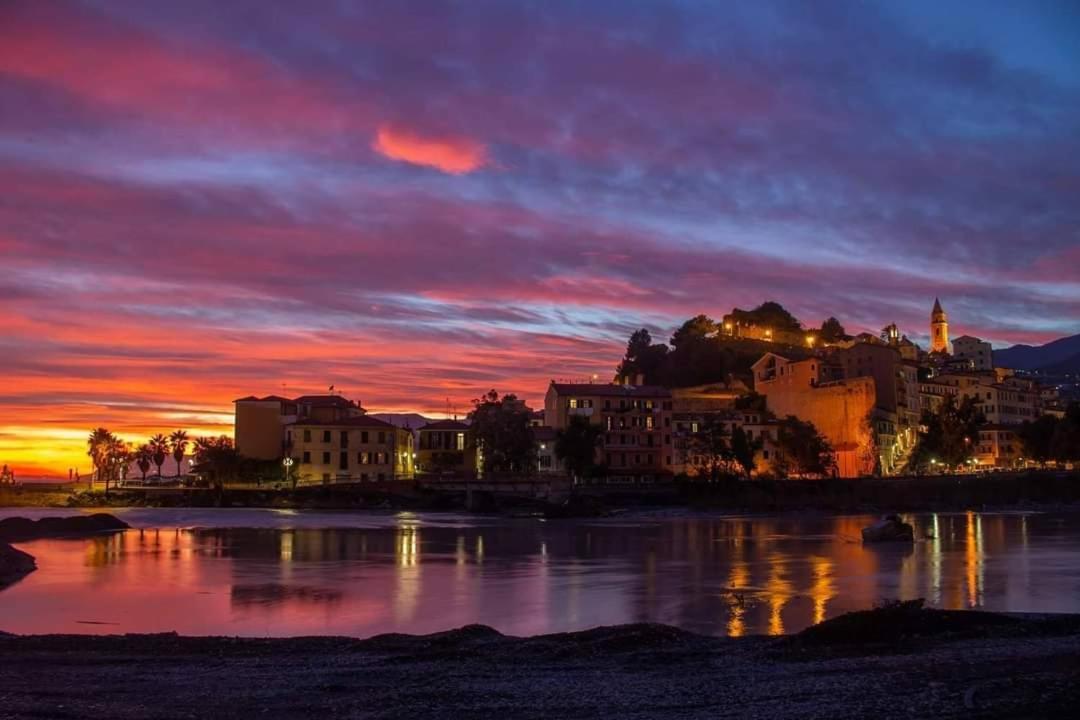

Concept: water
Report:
left=2, top=508, right=1078, bottom=638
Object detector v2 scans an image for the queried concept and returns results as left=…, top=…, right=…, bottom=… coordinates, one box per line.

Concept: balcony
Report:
left=568, top=407, right=594, bottom=417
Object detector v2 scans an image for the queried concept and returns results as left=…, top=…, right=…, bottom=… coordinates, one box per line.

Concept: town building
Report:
left=544, top=380, right=672, bottom=482
left=287, top=414, right=414, bottom=484
left=953, top=335, right=994, bottom=372
left=416, top=419, right=479, bottom=475
left=234, top=394, right=365, bottom=460
left=532, top=426, right=562, bottom=474
left=975, top=425, right=1022, bottom=469
left=751, top=353, right=877, bottom=477
left=930, top=298, right=950, bottom=354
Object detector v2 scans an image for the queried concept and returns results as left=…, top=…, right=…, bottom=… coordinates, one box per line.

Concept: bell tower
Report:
left=930, top=298, right=949, bottom=354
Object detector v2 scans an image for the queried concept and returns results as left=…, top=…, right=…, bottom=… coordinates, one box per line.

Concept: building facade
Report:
left=953, top=335, right=994, bottom=372
left=416, top=420, right=479, bottom=475
left=752, top=353, right=877, bottom=477
left=287, top=415, right=414, bottom=484
left=544, top=381, right=672, bottom=481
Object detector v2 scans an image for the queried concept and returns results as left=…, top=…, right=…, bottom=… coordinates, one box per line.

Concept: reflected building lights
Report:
left=726, top=562, right=750, bottom=638
left=810, top=556, right=835, bottom=626
left=767, top=555, right=793, bottom=636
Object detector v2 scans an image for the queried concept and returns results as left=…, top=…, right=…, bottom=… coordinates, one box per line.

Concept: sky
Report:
left=1, top=0, right=1079, bottom=477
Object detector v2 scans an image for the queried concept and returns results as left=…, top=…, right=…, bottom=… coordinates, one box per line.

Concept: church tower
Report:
left=930, top=298, right=949, bottom=354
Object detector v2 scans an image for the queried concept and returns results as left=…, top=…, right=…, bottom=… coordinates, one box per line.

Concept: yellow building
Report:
left=234, top=393, right=367, bottom=461
left=416, top=420, right=479, bottom=475
left=287, top=415, right=414, bottom=484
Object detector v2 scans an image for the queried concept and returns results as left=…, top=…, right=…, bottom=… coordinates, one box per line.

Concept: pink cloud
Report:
left=372, top=124, right=488, bottom=174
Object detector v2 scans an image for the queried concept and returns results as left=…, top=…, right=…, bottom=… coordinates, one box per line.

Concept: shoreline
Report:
left=2, top=607, right=1079, bottom=718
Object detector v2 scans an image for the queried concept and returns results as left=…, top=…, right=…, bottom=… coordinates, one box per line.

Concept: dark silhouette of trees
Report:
left=681, top=416, right=736, bottom=481
left=907, top=396, right=983, bottom=473
left=554, top=415, right=603, bottom=481
left=1018, top=415, right=1058, bottom=465
left=730, top=426, right=762, bottom=477
left=169, top=429, right=189, bottom=477
left=468, top=390, right=536, bottom=474
left=774, top=416, right=835, bottom=477
left=134, top=444, right=152, bottom=482
left=819, top=317, right=847, bottom=342
left=148, top=433, right=169, bottom=477
left=615, top=328, right=669, bottom=385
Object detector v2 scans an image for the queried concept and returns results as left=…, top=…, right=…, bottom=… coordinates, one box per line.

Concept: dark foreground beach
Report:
left=2, top=606, right=1078, bottom=719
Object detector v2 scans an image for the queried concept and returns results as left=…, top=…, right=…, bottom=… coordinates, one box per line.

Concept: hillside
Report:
left=994, top=333, right=1080, bottom=372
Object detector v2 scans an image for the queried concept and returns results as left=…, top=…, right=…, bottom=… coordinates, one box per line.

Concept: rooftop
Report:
left=548, top=382, right=672, bottom=398
left=419, top=419, right=471, bottom=431
left=287, top=415, right=395, bottom=429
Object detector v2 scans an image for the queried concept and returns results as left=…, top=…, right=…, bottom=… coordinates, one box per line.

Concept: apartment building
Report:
left=416, top=420, right=479, bottom=475
left=234, top=394, right=364, bottom=460
left=544, top=381, right=672, bottom=481
left=287, top=414, right=414, bottom=484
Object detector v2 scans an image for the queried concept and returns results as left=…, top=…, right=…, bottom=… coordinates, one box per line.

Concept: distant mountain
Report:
left=993, top=333, right=1080, bottom=372
left=371, top=413, right=433, bottom=431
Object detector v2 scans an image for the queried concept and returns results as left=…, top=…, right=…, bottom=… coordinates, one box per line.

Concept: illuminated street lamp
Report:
left=282, top=457, right=294, bottom=488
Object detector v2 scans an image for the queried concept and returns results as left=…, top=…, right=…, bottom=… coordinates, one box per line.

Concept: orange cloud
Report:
left=372, top=124, right=487, bottom=174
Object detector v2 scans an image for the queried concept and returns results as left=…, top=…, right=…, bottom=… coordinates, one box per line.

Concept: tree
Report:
left=774, top=416, right=836, bottom=477
left=819, top=317, right=847, bottom=343
left=616, top=328, right=669, bottom=385
left=554, top=415, right=603, bottom=481
left=107, top=436, right=129, bottom=487
left=670, top=315, right=718, bottom=350
left=730, top=426, right=762, bottom=477
left=1051, top=403, right=1080, bottom=464
left=468, top=390, right=537, bottom=474
left=87, top=428, right=114, bottom=492
left=906, top=396, right=983, bottom=473
left=147, top=434, right=169, bottom=477
left=169, top=430, right=189, bottom=477
left=681, top=416, right=736, bottom=481
left=134, top=444, right=152, bottom=481
left=1018, top=415, right=1058, bottom=466
left=192, top=436, right=241, bottom=493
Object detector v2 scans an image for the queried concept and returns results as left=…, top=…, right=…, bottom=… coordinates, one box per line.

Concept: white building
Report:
left=953, top=335, right=993, bottom=372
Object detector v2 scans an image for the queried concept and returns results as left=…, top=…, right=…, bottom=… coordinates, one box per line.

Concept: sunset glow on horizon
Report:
left=2, top=0, right=1079, bottom=477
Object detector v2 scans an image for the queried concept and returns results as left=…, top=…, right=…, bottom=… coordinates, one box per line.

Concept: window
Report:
left=378, top=431, right=386, bottom=444
left=569, top=398, right=578, bottom=408
left=339, top=452, right=348, bottom=470
left=646, top=416, right=654, bottom=429
left=340, top=431, right=348, bottom=447
left=645, top=400, right=654, bottom=410
left=303, top=429, right=311, bottom=442
left=323, top=430, right=331, bottom=443
left=635, top=454, right=641, bottom=465
left=456, top=432, right=465, bottom=451
left=605, top=416, right=613, bottom=430
left=302, top=451, right=311, bottom=464
left=322, top=451, right=330, bottom=464
left=361, top=431, right=369, bottom=443
left=604, top=400, right=611, bottom=409
left=691, top=421, right=699, bottom=433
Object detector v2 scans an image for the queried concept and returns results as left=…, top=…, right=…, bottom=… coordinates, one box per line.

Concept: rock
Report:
left=0, top=513, right=130, bottom=543
left=0, top=541, right=37, bottom=589
left=861, top=514, right=914, bottom=543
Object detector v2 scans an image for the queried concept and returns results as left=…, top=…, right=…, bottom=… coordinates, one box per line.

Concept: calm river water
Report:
left=2, top=508, right=1078, bottom=637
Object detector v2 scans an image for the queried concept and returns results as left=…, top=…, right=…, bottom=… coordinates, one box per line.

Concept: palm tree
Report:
left=87, top=427, right=114, bottom=493
left=148, top=434, right=169, bottom=478
left=107, top=436, right=129, bottom=487
left=169, top=429, right=189, bottom=477
left=134, top=444, right=152, bottom=482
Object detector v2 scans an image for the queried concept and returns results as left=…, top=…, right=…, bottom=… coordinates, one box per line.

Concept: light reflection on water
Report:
left=2, top=511, right=1078, bottom=638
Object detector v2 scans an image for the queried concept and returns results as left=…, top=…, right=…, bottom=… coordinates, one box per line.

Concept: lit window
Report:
left=456, top=433, right=465, bottom=451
